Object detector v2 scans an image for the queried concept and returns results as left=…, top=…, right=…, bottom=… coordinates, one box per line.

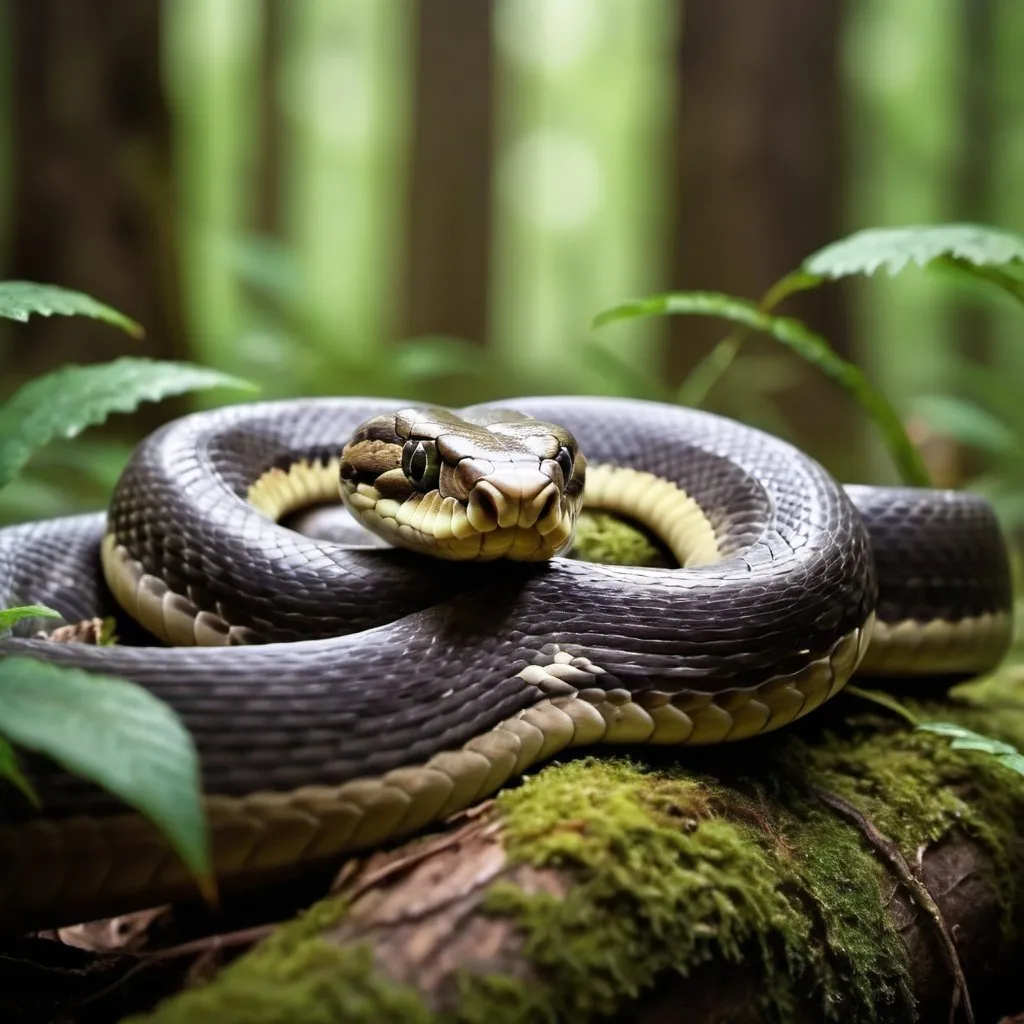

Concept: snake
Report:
left=0, top=396, right=1014, bottom=931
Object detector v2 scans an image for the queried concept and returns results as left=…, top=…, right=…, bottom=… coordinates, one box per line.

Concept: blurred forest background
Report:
left=1, top=0, right=1023, bottom=530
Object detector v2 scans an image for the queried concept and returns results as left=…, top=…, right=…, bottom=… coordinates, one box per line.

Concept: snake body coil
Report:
left=0, top=396, right=1013, bottom=929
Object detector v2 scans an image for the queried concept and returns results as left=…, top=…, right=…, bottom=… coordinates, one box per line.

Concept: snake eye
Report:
left=555, top=446, right=574, bottom=484
left=402, top=440, right=440, bottom=491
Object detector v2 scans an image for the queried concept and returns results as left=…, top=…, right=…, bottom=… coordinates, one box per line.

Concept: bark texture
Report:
left=400, top=0, right=494, bottom=343
left=3, top=0, right=186, bottom=395
left=669, top=0, right=857, bottom=472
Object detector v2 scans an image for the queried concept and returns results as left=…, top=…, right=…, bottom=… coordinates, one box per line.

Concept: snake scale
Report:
left=0, top=396, right=1013, bottom=929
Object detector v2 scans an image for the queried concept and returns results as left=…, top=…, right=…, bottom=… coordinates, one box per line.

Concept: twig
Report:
left=814, top=786, right=974, bottom=1024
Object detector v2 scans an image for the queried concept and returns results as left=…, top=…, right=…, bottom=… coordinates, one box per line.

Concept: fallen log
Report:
left=119, top=668, right=1024, bottom=1024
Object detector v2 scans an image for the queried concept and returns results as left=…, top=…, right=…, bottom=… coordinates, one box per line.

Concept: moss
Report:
left=781, top=808, right=913, bottom=1018
left=131, top=679, right=1024, bottom=1024
left=568, top=509, right=671, bottom=568
left=129, top=901, right=433, bottom=1024
left=799, top=686, right=1024, bottom=934
left=467, top=666, right=1024, bottom=1023
left=465, top=756, right=912, bottom=1024
left=129, top=609, right=1024, bottom=1024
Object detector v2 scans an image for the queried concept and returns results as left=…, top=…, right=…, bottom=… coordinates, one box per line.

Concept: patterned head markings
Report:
left=340, top=407, right=585, bottom=561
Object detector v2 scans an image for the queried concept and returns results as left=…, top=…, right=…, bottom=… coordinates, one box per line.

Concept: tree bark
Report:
left=3, top=0, right=187, bottom=406
left=400, top=0, right=493, bottom=344
left=254, top=0, right=284, bottom=240
left=669, top=0, right=857, bottom=471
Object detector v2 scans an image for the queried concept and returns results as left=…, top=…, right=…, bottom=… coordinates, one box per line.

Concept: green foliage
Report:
left=593, top=290, right=930, bottom=485
left=0, top=281, right=145, bottom=336
left=909, top=394, right=1019, bottom=456
left=483, top=756, right=915, bottom=1023
left=593, top=222, right=1024, bottom=501
left=0, top=735, right=38, bottom=807
left=793, top=224, right=1024, bottom=327
left=0, top=657, right=211, bottom=885
left=917, top=722, right=1024, bottom=778
left=0, top=357, right=255, bottom=489
left=910, top=363, right=1024, bottom=528
left=802, top=224, right=1024, bottom=280
left=0, top=437, right=136, bottom=527
left=125, top=936, right=432, bottom=1024
left=0, top=286, right=255, bottom=900
left=0, top=604, right=62, bottom=631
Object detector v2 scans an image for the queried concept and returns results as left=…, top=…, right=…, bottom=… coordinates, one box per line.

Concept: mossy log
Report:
left=126, top=667, right=1024, bottom=1024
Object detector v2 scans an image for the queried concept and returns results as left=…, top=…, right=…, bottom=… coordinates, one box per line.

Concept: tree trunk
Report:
left=669, top=0, right=858, bottom=474
left=3, top=0, right=186, bottom=410
left=400, top=0, right=493, bottom=344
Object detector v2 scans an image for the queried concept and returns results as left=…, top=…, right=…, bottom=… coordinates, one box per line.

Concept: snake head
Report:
left=339, top=407, right=586, bottom=562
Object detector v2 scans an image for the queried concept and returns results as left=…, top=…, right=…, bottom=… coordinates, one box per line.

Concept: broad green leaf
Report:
left=918, top=722, right=1022, bottom=758
left=916, top=721, right=977, bottom=739
left=0, top=605, right=63, bottom=631
left=0, top=281, right=143, bottom=337
left=999, top=753, right=1024, bottom=777
left=937, top=257, right=1024, bottom=306
left=593, top=291, right=930, bottom=485
left=0, top=735, right=39, bottom=807
left=949, top=736, right=1019, bottom=757
left=804, top=224, right=1024, bottom=279
left=0, top=656, right=211, bottom=887
left=0, top=358, right=257, bottom=489
left=843, top=685, right=920, bottom=728
left=909, top=395, right=1019, bottom=456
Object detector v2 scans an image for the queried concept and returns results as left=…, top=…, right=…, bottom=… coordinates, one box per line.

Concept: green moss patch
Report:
left=568, top=509, right=671, bottom=567
left=475, top=757, right=912, bottom=1024
left=130, top=662, right=1024, bottom=1024
left=128, top=901, right=432, bottom=1024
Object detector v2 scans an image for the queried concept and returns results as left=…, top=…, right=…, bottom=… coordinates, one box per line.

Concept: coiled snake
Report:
left=0, top=396, right=1013, bottom=929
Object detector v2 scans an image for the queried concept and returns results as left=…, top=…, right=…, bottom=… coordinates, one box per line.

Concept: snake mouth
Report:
left=344, top=477, right=578, bottom=562
left=467, top=472, right=564, bottom=534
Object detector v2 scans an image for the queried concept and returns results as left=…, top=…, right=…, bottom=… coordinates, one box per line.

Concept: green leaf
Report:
left=918, top=721, right=1024, bottom=777
left=0, top=281, right=143, bottom=337
left=0, top=605, right=63, bottom=632
left=0, top=357, right=257, bottom=490
left=0, top=735, right=40, bottom=807
left=804, top=224, right=1024, bottom=279
left=593, top=290, right=930, bottom=486
left=760, top=269, right=825, bottom=311
left=843, top=685, right=920, bottom=728
left=999, top=753, right=1024, bottom=777
left=949, top=736, right=1019, bottom=756
left=916, top=721, right=977, bottom=739
left=937, top=257, right=1024, bottom=306
left=675, top=334, right=742, bottom=407
left=909, top=395, right=1020, bottom=456
left=0, top=656, right=211, bottom=886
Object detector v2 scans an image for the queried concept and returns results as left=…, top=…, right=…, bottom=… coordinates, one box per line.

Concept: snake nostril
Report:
left=480, top=490, right=499, bottom=521
left=469, top=487, right=500, bottom=530
left=539, top=490, right=558, bottom=525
